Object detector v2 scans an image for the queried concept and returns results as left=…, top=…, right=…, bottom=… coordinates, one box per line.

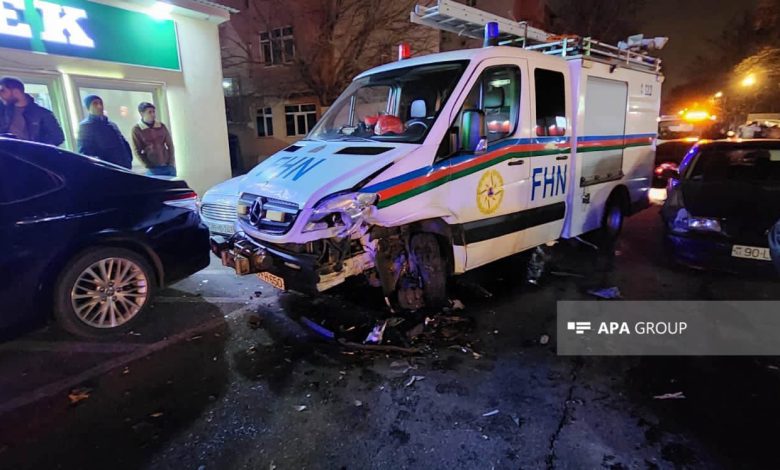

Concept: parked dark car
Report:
left=661, top=139, right=780, bottom=274
left=652, top=139, right=697, bottom=188
left=771, top=219, right=780, bottom=275
left=0, top=138, right=210, bottom=338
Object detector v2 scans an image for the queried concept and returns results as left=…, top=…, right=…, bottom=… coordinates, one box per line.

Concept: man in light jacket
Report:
left=131, top=102, right=176, bottom=176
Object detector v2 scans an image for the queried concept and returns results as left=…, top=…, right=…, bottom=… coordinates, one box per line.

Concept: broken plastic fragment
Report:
left=404, top=375, right=425, bottom=387
left=295, top=405, right=308, bottom=412
left=587, top=287, right=622, bottom=299
left=482, top=409, right=499, bottom=417
left=653, top=392, right=685, bottom=400
left=364, top=320, right=388, bottom=344
left=539, top=334, right=550, bottom=345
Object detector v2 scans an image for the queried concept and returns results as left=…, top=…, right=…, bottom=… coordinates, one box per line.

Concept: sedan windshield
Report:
left=309, top=61, right=468, bottom=144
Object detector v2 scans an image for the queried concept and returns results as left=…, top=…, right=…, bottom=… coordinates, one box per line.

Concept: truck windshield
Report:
left=309, top=60, right=468, bottom=144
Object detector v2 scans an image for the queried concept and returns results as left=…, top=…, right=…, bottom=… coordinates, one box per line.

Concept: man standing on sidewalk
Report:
left=77, top=95, right=132, bottom=169
left=131, top=102, right=176, bottom=177
left=0, top=76, right=65, bottom=146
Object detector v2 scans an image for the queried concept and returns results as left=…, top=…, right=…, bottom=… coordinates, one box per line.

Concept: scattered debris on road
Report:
left=300, top=316, right=336, bottom=340
left=588, top=286, right=623, bottom=299
left=653, top=392, right=686, bottom=400
left=338, top=338, right=420, bottom=354
left=150, top=412, right=164, bottom=418
left=67, top=387, right=92, bottom=405
left=454, top=278, right=493, bottom=298
left=405, top=375, right=425, bottom=388
left=539, top=334, right=550, bottom=345
left=574, top=236, right=599, bottom=250
left=551, top=271, right=585, bottom=278
left=482, top=409, right=499, bottom=417
left=295, top=405, right=308, bottom=412
left=449, top=299, right=466, bottom=311
left=527, top=245, right=551, bottom=285
left=364, top=320, right=388, bottom=344
left=247, top=314, right=263, bottom=330
left=354, top=400, right=363, bottom=407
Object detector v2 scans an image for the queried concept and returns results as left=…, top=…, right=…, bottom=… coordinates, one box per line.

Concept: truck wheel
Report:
left=53, top=247, right=156, bottom=338
left=410, top=233, right=448, bottom=309
left=599, top=195, right=625, bottom=244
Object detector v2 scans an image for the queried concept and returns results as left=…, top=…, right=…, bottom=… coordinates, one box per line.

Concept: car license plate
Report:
left=206, top=221, right=234, bottom=235
left=257, top=271, right=285, bottom=290
left=731, top=245, right=771, bottom=261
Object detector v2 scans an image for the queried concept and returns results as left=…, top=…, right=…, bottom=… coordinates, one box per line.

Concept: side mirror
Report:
left=460, top=109, right=487, bottom=154
left=662, top=168, right=679, bottom=179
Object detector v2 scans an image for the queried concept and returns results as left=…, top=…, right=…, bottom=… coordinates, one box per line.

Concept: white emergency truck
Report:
left=212, top=0, right=665, bottom=309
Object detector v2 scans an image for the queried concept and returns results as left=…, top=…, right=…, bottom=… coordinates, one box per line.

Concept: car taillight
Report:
left=163, top=191, right=198, bottom=211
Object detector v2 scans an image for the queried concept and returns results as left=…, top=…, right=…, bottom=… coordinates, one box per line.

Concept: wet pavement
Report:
left=1, top=206, right=779, bottom=470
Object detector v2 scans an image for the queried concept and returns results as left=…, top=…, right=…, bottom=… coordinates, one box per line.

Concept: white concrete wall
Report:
left=168, top=13, right=232, bottom=194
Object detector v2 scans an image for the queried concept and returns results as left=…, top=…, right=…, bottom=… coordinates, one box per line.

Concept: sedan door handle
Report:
left=508, top=159, right=524, bottom=166
left=556, top=155, right=569, bottom=161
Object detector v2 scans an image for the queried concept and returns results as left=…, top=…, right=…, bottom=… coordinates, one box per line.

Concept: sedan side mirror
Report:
left=460, top=109, right=487, bottom=154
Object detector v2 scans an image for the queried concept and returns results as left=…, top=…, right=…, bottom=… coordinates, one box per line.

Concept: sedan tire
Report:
left=54, top=247, right=156, bottom=338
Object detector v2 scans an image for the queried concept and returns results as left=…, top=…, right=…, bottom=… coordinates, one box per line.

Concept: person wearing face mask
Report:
left=77, top=95, right=133, bottom=169
left=131, top=102, right=176, bottom=177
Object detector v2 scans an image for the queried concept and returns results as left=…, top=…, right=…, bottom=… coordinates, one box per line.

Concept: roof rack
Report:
left=411, top=0, right=663, bottom=74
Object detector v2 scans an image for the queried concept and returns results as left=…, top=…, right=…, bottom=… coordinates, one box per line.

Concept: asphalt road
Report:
left=1, top=205, right=779, bottom=470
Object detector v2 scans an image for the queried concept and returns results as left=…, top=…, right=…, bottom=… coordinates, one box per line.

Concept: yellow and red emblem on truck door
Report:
left=477, top=169, right=504, bottom=215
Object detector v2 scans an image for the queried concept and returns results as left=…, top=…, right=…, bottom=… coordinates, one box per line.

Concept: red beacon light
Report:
left=398, top=43, right=411, bottom=61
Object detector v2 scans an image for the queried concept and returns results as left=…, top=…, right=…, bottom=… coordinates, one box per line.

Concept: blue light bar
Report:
left=484, top=21, right=499, bottom=47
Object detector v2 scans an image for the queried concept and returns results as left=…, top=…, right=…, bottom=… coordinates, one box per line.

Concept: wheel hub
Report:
left=70, top=257, right=148, bottom=329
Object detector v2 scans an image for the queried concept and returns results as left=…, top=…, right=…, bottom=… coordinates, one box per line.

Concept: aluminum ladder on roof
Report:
left=411, top=0, right=663, bottom=74
left=411, top=0, right=551, bottom=45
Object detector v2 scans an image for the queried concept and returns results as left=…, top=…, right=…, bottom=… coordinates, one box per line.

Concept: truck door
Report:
left=525, top=67, right=571, bottom=249
left=442, top=60, right=530, bottom=270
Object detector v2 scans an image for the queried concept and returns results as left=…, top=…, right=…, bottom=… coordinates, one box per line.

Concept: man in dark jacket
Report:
left=131, top=102, right=176, bottom=176
left=77, top=95, right=132, bottom=169
left=0, top=76, right=65, bottom=146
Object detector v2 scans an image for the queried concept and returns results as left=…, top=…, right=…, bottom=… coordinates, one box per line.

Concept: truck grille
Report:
left=200, top=203, right=237, bottom=224
left=239, top=194, right=299, bottom=235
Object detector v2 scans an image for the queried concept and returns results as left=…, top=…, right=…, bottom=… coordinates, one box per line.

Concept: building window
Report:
left=222, top=77, right=239, bottom=97
left=285, top=104, right=317, bottom=136
left=256, top=107, right=274, bottom=137
left=260, top=26, right=295, bottom=66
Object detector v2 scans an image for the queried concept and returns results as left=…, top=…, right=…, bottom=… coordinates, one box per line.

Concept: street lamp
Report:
left=741, top=74, right=757, bottom=87
left=714, top=91, right=723, bottom=99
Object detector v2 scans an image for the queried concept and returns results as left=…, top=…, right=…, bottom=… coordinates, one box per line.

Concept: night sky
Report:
left=639, top=0, right=761, bottom=95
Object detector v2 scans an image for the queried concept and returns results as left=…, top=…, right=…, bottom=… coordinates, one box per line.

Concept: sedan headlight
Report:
left=671, top=208, right=722, bottom=233
left=303, top=192, right=377, bottom=235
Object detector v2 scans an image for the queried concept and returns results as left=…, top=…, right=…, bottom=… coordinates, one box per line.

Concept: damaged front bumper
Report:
left=210, top=232, right=373, bottom=294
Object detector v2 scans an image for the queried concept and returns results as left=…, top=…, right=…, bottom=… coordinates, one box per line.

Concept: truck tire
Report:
left=53, top=247, right=156, bottom=338
left=599, top=194, right=625, bottom=244
left=410, top=233, right=448, bottom=309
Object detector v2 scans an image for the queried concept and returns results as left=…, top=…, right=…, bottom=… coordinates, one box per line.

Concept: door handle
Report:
left=508, top=159, right=524, bottom=166
left=556, top=155, right=569, bottom=161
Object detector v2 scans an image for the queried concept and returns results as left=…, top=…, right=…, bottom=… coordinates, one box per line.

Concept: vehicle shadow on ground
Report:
left=0, top=299, right=232, bottom=470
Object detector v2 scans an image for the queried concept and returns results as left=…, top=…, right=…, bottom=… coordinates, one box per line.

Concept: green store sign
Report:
left=0, top=0, right=180, bottom=70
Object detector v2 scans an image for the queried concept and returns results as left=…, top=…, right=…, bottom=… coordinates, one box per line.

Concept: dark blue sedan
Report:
left=0, top=138, right=210, bottom=338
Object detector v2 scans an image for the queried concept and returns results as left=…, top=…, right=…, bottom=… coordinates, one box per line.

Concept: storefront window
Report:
left=78, top=86, right=156, bottom=169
